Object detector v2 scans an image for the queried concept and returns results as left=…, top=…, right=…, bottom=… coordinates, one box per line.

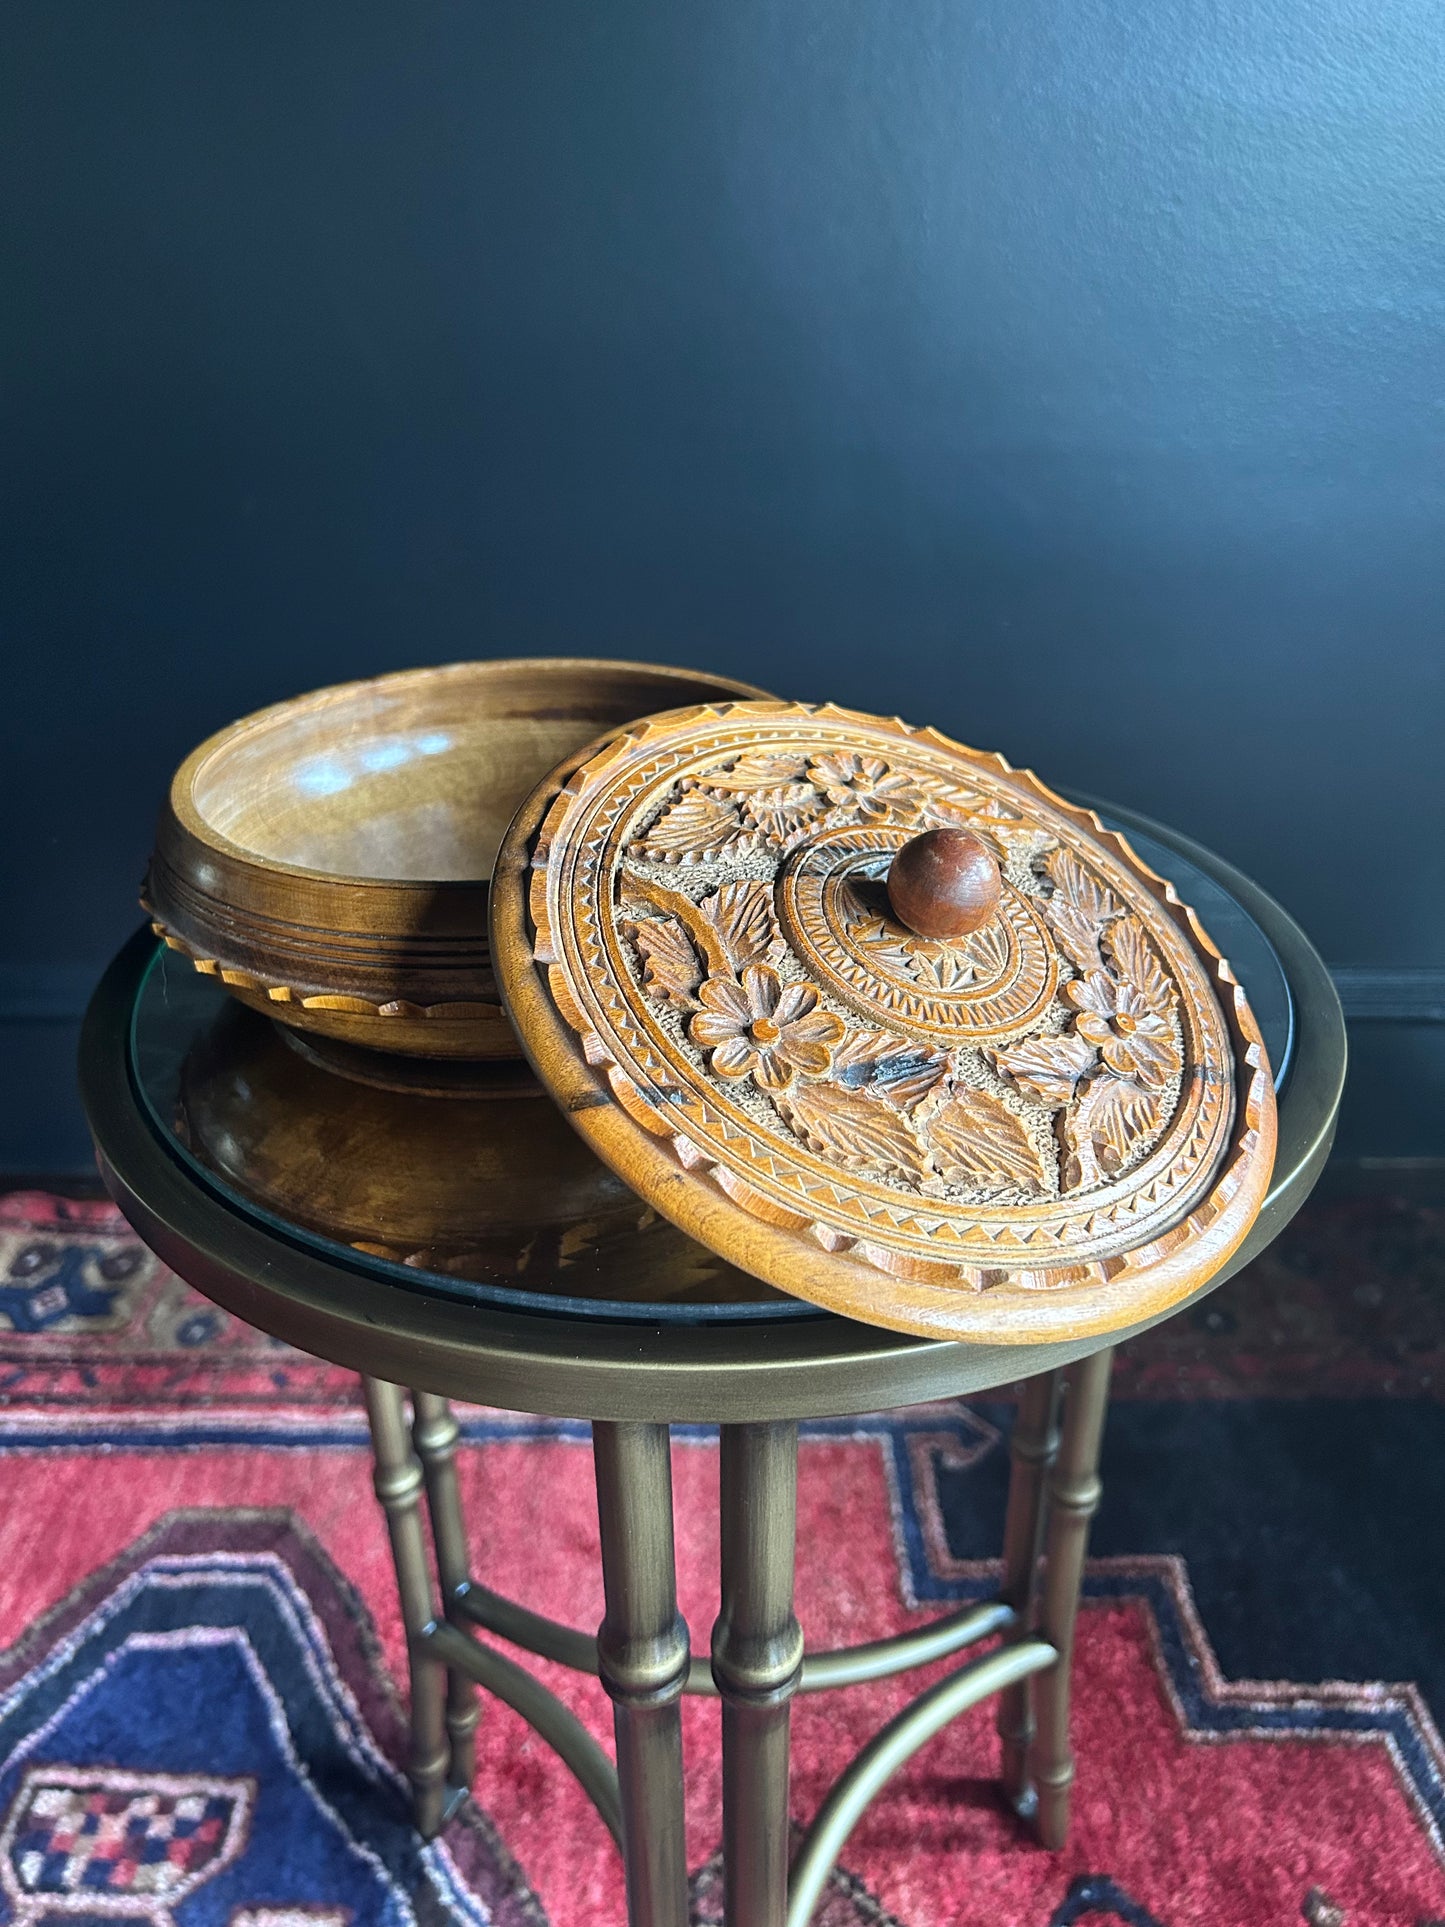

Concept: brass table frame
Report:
left=80, top=807, right=1344, bottom=1927
left=358, top=1359, right=1102, bottom=1927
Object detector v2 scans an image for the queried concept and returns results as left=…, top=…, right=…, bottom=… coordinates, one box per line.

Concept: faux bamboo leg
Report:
left=411, top=1391, right=481, bottom=1791
left=593, top=1423, right=691, bottom=1927
left=362, top=1376, right=452, bottom=1837
left=1033, top=1347, right=1113, bottom=1850
left=996, top=1369, right=1064, bottom=1815
left=712, top=1422, right=803, bottom=1927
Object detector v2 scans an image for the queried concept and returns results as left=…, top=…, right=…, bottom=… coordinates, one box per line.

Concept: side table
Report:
left=80, top=801, right=1343, bottom=1927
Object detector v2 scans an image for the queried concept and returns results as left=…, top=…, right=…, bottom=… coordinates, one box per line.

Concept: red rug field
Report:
left=2, top=1189, right=1443, bottom=1927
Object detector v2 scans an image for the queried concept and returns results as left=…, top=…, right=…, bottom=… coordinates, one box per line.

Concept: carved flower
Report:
left=1064, top=972, right=1181, bottom=1091
left=806, top=754, right=922, bottom=822
left=689, top=965, right=845, bottom=1089
left=741, top=784, right=828, bottom=848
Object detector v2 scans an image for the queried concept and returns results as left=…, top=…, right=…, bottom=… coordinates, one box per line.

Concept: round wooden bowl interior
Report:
left=149, top=658, right=772, bottom=1060
left=184, top=658, right=767, bottom=884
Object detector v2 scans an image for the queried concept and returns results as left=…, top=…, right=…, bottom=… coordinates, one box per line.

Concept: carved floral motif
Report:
left=807, top=753, right=923, bottom=821
left=741, top=785, right=829, bottom=849
left=628, top=750, right=992, bottom=865
left=985, top=861, right=1185, bottom=1192
left=1066, top=973, right=1180, bottom=1089
left=689, top=966, right=845, bottom=1090
left=616, top=729, right=1195, bottom=1202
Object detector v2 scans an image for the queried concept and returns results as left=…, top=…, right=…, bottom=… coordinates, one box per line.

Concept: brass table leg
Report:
left=362, top=1375, right=455, bottom=1838
left=593, top=1422, right=691, bottom=1927
left=412, top=1391, right=482, bottom=1792
left=1033, top=1347, right=1113, bottom=1850
left=996, top=1368, right=1064, bottom=1816
left=364, top=1370, right=1105, bottom=1872
left=713, top=1422, right=803, bottom=1927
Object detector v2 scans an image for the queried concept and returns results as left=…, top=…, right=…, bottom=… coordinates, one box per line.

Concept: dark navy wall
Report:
left=4, top=1, right=1443, bottom=1166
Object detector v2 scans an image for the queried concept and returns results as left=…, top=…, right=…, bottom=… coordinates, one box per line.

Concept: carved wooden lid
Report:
left=490, top=701, right=1278, bottom=1343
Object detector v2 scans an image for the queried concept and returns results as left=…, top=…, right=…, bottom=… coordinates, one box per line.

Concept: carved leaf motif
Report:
left=1105, top=916, right=1174, bottom=1017
left=835, top=873, right=890, bottom=928
left=1044, top=898, right=1106, bottom=975
left=920, top=1085, right=1048, bottom=1193
left=843, top=873, right=995, bottom=990
left=964, top=919, right=1011, bottom=977
left=991, top=1031, right=1098, bottom=1108
left=831, top=1029, right=911, bottom=1075
left=878, top=1057, right=954, bottom=1110
left=773, top=1082, right=932, bottom=1183
left=1060, top=1073, right=1165, bottom=1190
left=969, top=803, right=1027, bottom=852
left=630, top=790, right=754, bottom=862
left=621, top=870, right=730, bottom=975
left=850, top=923, right=919, bottom=977
left=1047, top=847, right=1123, bottom=924
left=1043, top=848, right=1124, bottom=974
left=916, top=783, right=987, bottom=825
left=697, top=880, right=784, bottom=971
left=1067, top=971, right=1121, bottom=1019
left=831, top=1029, right=950, bottom=1110
left=625, top=916, right=703, bottom=1009
left=994, top=823, right=1060, bottom=863
left=698, top=751, right=809, bottom=793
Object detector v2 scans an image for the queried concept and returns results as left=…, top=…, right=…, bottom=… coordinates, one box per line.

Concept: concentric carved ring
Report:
left=776, top=825, right=1059, bottom=1045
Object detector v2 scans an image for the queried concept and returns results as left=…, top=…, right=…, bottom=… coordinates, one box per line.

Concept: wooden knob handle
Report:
left=886, top=828, right=1001, bottom=940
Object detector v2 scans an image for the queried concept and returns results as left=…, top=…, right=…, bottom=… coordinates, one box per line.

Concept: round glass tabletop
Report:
left=125, top=802, right=1295, bottom=1329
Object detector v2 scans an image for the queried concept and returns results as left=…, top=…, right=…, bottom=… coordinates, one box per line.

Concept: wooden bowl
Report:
left=143, top=657, right=771, bottom=1058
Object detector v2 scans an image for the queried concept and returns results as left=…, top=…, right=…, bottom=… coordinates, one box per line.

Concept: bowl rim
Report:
left=163, top=655, right=775, bottom=895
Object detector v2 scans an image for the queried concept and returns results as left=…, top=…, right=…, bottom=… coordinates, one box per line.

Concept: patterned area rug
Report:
left=2, top=1183, right=1444, bottom=1927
